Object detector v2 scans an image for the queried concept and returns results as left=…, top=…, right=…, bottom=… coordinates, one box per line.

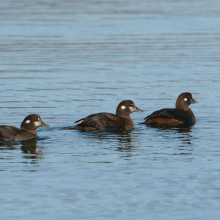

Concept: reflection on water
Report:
left=0, top=142, right=17, bottom=151
left=143, top=123, right=195, bottom=156
left=20, top=139, right=42, bottom=159
left=144, top=123, right=193, bottom=134
left=73, top=128, right=139, bottom=151
left=0, top=139, right=42, bottom=160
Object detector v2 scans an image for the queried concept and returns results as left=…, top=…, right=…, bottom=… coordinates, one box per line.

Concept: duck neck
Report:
left=175, top=103, right=196, bottom=123
left=21, top=129, right=37, bottom=137
left=176, top=101, right=188, bottom=111
left=117, top=113, right=135, bottom=129
left=187, top=108, right=196, bottom=123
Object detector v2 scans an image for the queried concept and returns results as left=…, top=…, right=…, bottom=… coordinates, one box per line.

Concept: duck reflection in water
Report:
left=80, top=129, right=139, bottom=152
left=0, top=139, right=42, bottom=160
left=145, top=123, right=194, bottom=146
left=21, top=139, right=42, bottom=159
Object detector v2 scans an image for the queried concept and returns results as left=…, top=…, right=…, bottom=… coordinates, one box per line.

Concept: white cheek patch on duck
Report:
left=129, top=106, right=135, bottom=112
left=121, top=105, right=126, bottom=110
left=34, top=121, right=41, bottom=127
left=25, top=120, right=30, bottom=123
left=184, top=98, right=188, bottom=101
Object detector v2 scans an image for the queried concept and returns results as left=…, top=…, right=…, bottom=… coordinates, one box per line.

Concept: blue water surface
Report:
left=1, top=0, right=220, bottom=219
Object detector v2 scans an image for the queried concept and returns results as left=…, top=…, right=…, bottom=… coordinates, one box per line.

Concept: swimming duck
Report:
left=72, top=100, right=143, bottom=131
left=142, top=92, right=198, bottom=125
left=0, top=114, right=49, bottom=142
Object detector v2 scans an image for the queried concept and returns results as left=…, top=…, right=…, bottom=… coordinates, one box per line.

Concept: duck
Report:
left=72, top=100, right=143, bottom=131
left=0, top=114, right=49, bottom=142
left=141, top=92, right=198, bottom=125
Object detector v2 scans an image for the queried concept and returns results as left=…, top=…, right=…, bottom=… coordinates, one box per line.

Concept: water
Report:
left=1, top=0, right=220, bottom=219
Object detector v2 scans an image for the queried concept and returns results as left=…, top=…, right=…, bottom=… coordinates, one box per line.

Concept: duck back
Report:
left=144, top=108, right=193, bottom=125
left=73, top=113, right=125, bottom=131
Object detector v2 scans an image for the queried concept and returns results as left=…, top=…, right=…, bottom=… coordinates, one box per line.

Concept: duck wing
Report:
left=144, top=108, right=190, bottom=122
left=75, top=113, right=125, bottom=131
left=0, top=126, right=20, bottom=142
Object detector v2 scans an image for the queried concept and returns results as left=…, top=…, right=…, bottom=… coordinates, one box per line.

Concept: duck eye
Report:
left=121, top=105, right=126, bottom=109
left=184, top=98, right=188, bottom=101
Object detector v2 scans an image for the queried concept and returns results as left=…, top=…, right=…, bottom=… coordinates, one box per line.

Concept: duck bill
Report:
left=40, top=121, right=50, bottom=127
left=135, top=107, right=144, bottom=112
left=191, top=98, right=198, bottom=104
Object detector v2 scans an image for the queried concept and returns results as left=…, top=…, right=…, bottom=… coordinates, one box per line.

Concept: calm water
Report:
left=1, top=0, right=220, bottom=219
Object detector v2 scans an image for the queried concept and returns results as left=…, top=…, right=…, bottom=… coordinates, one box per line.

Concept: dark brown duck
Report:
left=142, top=92, right=198, bottom=125
left=72, top=100, right=143, bottom=131
left=0, top=114, right=49, bottom=142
